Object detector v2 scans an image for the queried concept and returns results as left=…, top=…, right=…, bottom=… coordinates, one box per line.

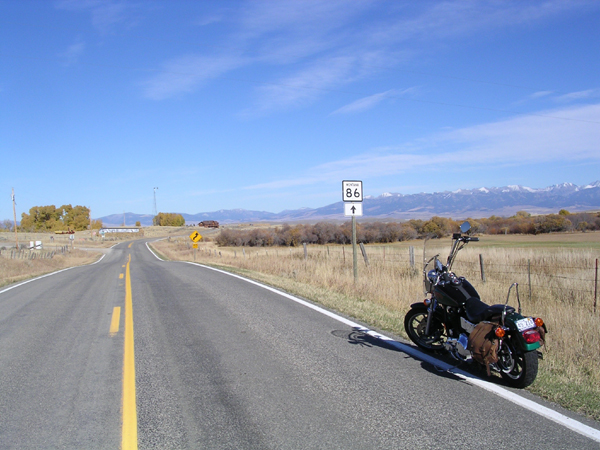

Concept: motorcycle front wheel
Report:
left=404, top=305, right=446, bottom=351
left=498, top=340, right=538, bottom=388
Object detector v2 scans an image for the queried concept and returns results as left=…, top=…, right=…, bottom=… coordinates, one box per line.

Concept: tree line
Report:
left=0, top=208, right=187, bottom=232
left=8, top=205, right=102, bottom=232
left=215, top=210, right=600, bottom=247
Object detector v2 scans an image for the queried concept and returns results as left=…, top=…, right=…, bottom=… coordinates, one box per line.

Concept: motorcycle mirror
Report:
left=460, top=221, right=471, bottom=233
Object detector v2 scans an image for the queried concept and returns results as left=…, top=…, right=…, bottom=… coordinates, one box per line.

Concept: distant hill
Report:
left=97, top=181, right=600, bottom=226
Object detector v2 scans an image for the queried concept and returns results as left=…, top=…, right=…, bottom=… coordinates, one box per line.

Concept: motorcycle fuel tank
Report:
left=433, top=277, right=480, bottom=307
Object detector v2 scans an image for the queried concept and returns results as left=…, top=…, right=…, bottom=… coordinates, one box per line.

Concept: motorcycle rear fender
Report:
left=504, top=312, right=543, bottom=352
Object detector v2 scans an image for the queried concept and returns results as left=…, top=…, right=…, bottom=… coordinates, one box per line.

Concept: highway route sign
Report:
left=189, top=231, right=202, bottom=243
left=344, top=203, right=363, bottom=217
left=342, top=180, right=363, bottom=202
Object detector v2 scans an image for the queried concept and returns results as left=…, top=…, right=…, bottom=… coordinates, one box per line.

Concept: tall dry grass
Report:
left=0, top=249, right=101, bottom=287
left=151, top=237, right=600, bottom=420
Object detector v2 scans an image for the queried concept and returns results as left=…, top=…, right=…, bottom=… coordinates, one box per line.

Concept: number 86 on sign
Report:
left=342, top=180, right=363, bottom=202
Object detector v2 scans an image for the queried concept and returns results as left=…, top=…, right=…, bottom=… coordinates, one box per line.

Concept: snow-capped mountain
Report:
left=98, top=181, right=600, bottom=225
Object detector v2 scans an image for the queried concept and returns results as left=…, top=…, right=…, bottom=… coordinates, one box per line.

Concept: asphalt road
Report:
left=1, top=240, right=599, bottom=449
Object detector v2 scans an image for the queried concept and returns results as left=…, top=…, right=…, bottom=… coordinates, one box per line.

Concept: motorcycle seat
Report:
left=465, top=297, right=515, bottom=323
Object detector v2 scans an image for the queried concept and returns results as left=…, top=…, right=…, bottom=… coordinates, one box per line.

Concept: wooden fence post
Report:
left=359, top=243, right=370, bottom=267
left=528, top=259, right=532, bottom=303
left=409, top=246, right=415, bottom=269
left=303, top=243, right=308, bottom=260
left=479, top=254, right=486, bottom=282
left=594, top=258, right=598, bottom=314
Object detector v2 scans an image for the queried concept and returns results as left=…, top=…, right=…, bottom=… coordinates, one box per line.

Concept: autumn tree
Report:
left=153, top=212, right=185, bottom=226
left=19, top=205, right=91, bottom=232
left=1, top=220, right=14, bottom=232
left=19, top=204, right=91, bottom=232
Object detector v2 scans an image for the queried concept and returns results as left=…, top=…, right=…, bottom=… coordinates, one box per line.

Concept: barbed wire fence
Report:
left=189, top=241, right=599, bottom=313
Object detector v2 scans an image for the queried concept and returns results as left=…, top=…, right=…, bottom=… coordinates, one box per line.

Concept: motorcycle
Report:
left=404, top=222, right=546, bottom=388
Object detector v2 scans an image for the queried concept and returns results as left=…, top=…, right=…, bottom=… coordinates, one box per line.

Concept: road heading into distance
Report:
left=1, top=240, right=599, bottom=449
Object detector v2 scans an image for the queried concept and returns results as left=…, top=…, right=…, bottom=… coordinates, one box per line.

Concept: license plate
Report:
left=515, top=317, right=535, bottom=332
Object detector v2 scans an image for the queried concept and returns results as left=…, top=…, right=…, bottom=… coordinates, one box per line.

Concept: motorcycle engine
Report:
left=444, top=334, right=472, bottom=361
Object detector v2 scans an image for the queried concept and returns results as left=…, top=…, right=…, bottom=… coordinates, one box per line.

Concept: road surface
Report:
left=1, top=240, right=599, bottom=449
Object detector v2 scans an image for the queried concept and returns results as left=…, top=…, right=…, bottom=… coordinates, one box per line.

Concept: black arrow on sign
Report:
left=351, top=205, right=356, bottom=214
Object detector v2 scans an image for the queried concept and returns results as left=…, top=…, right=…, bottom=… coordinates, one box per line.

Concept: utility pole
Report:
left=11, top=188, right=18, bottom=248
left=153, top=187, right=158, bottom=216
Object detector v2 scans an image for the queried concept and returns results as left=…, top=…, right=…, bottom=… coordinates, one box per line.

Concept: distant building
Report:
left=199, top=221, right=219, bottom=228
left=100, top=227, right=141, bottom=234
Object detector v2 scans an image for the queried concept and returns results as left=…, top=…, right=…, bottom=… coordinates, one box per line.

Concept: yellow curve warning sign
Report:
left=189, top=231, right=202, bottom=243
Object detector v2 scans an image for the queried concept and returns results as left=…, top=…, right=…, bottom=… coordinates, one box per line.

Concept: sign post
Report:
left=343, top=181, right=363, bottom=282
left=189, top=231, right=202, bottom=261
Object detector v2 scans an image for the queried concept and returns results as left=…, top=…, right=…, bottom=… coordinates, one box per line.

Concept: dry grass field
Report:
left=151, top=230, right=600, bottom=420
left=2, top=227, right=598, bottom=420
left=0, top=247, right=101, bottom=288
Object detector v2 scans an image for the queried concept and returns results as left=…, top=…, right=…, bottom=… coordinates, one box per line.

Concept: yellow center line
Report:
left=109, top=307, right=121, bottom=336
left=122, top=254, right=138, bottom=449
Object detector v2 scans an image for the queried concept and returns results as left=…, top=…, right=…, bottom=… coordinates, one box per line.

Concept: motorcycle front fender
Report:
left=409, top=301, right=427, bottom=309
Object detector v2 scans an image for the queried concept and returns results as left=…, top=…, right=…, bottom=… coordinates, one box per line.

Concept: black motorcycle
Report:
left=404, top=222, right=546, bottom=388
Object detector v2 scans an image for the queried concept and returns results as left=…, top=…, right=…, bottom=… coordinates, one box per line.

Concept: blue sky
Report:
left=2, top=0, right=600, bottom=220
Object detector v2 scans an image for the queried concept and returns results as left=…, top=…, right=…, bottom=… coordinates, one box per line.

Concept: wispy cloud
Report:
left=141, top=54, right=247, bottom=100
left=59, top=39, right=85, bottom=66
left=555, top=89, right=600, bottom=102
left=330, top=88, right=417, bottom=115
left=245, top=103, right=600, bottom=190
left=140, top=0, right=597, bottom=115
left=530, top=90, right=554, bottom=99
left=55, top=0, right=136, bottom=34
left=247, top=56, right=358, bottom=113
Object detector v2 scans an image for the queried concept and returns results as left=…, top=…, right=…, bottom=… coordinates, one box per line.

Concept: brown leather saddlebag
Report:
left=467, top=322, right=499, bottom=376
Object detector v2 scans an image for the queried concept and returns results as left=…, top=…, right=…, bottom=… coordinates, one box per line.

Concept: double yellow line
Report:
left=122, top=254, right=138, bottom=449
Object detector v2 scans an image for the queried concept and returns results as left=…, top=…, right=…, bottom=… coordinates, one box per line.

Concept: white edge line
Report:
left=146, top=240, right=166, bottom=260
left=0, top=253, right=106, bottom=295
left=146, top=246, right=600, bottom=443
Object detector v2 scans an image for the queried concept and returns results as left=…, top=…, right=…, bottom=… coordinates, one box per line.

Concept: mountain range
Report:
left=99, top=181, right=600, bottom=227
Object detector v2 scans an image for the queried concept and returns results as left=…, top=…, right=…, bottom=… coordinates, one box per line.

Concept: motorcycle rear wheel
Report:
left=404, top=306, right=446, bottom=351
left=498, top=341, right=538, bottom=388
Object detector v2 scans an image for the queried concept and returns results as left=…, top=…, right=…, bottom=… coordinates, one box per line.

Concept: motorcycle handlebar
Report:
left=455, top=236, right=479, bottom=242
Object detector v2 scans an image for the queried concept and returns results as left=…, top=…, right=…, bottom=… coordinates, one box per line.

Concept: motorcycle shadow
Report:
left=333, top=327, right=506, bottom=386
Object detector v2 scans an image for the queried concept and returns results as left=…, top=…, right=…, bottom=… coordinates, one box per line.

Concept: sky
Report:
left=2, top=0, right=600, bottom=221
